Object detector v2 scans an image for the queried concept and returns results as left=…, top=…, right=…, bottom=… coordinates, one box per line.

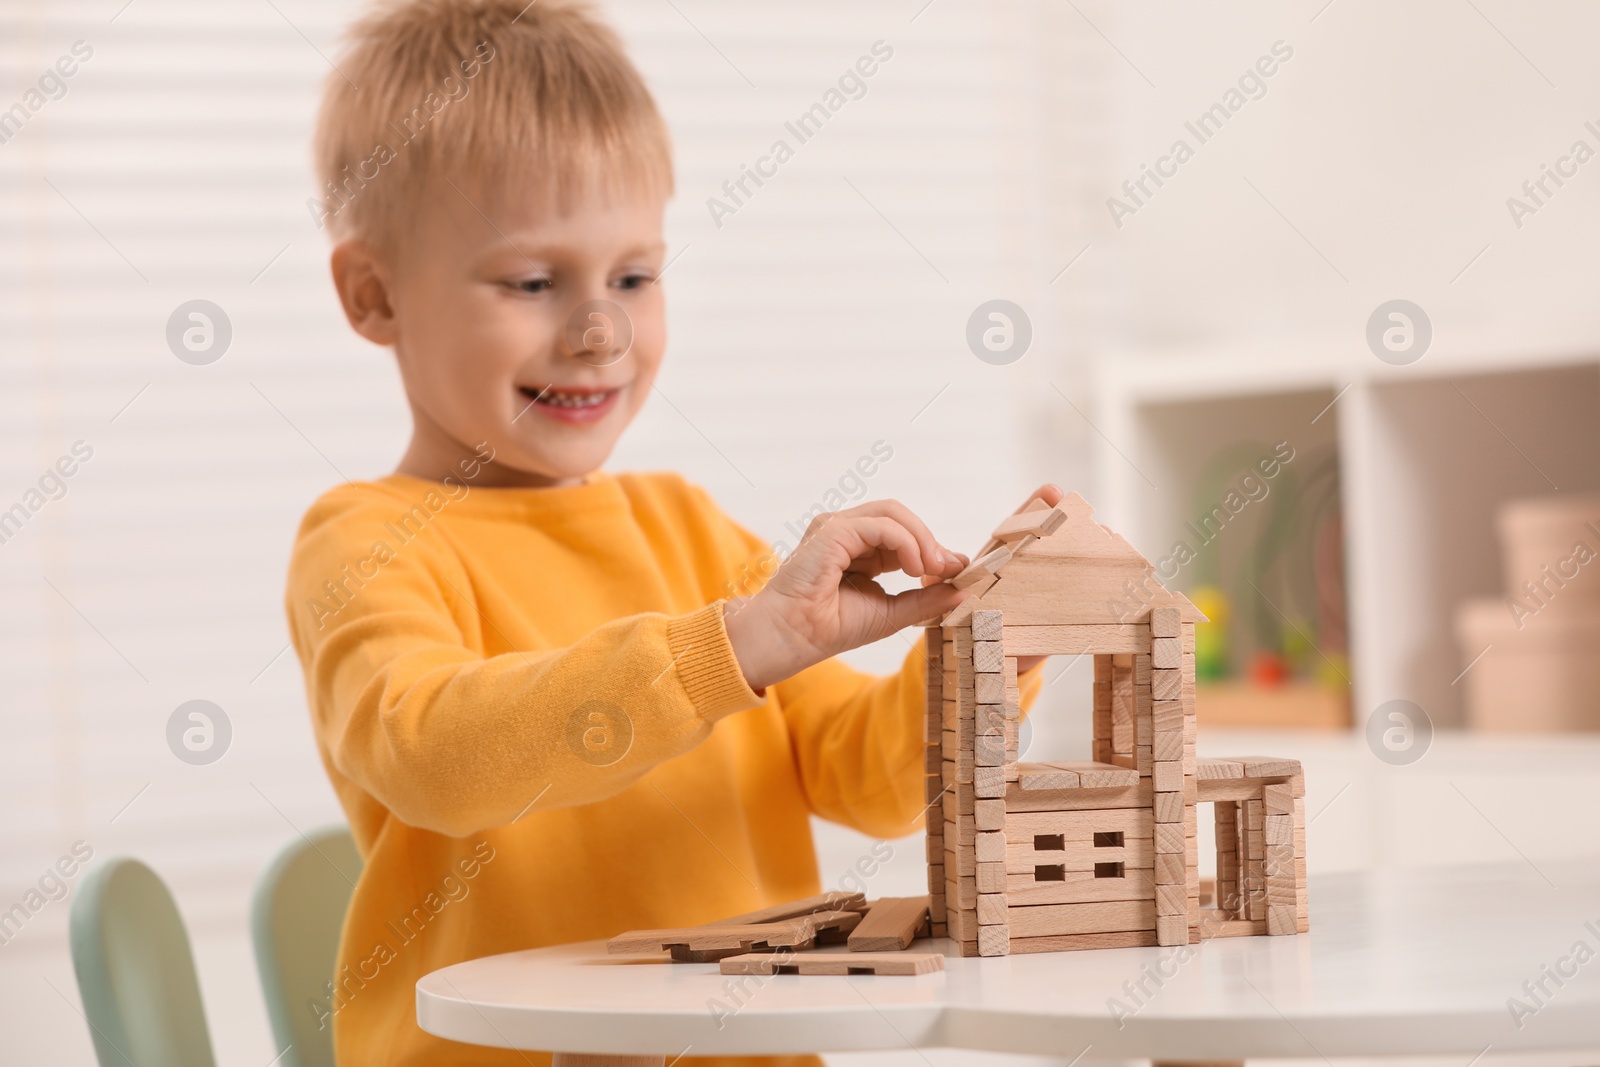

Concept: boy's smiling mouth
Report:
left=517, top=384, right=622, bottom=425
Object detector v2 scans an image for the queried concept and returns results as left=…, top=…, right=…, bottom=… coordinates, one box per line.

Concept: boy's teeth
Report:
left=540, top=389, right=609, bottom=408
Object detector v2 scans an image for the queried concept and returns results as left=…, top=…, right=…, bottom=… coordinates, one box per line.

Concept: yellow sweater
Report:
left=285, top=469, right=974, bottom=1066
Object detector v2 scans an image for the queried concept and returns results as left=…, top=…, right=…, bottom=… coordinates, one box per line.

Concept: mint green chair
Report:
left=251, top=826, right=363, bottom=1067
left=69, top=857, right=217, bottom=1067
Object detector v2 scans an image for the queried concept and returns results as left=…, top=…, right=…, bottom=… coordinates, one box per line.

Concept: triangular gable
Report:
left=942, top=491, right=1206, bottom=627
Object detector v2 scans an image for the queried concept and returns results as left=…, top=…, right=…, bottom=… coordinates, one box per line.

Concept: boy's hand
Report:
left=723, top=500, right=970, bottom=692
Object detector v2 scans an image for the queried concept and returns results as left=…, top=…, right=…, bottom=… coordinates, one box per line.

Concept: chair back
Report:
left=69, top=857, right=217, bottom=1067
left=251, top=826, right=363, bottom=1067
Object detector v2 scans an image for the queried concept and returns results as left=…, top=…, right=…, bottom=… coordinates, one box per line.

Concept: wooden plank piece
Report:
left=721, top=951, right=944, bottom=976
left=992, top=506, right=1068, bottom=542
left=848, top=896, right=931, bottom=952
left=704, top=892, right=867, bottom=927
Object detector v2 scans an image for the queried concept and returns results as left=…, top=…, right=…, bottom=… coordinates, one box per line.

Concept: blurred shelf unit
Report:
left=1091, top=341, right=1600, bottom=732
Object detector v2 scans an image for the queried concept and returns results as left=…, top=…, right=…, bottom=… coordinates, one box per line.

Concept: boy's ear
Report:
left=330, top=240, right=399, bottom=346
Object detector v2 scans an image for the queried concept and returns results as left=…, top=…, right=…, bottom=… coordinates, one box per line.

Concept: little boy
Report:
left=288, top=2, right=1052, bottom=1063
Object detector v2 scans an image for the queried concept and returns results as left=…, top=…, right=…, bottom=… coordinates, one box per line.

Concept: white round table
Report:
left=417, top=861, right=1600, bottom=1064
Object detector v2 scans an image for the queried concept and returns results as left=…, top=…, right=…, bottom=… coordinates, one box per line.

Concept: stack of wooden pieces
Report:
left=606, top=893, right=943, bottom=976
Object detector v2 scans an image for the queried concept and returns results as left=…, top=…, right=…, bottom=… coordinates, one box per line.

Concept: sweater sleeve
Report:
left=286, top=495, right=764, bottom=839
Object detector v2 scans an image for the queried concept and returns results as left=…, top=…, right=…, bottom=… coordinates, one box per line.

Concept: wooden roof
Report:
left=941, top=491, right=1206, bottom=627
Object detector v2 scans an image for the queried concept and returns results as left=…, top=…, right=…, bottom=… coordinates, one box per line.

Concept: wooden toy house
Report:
left=924, top=492, right=1308, bottom=956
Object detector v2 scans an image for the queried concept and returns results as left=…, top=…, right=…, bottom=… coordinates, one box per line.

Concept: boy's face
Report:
left=371, top=177, right=668, bottom=487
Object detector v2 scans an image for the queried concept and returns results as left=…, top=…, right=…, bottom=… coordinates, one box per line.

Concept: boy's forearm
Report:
left=312, top=605, right=763, bottom=836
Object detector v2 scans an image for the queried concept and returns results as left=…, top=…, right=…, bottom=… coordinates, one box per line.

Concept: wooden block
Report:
left=1265, top=844, right=1297, bottom=898
left=1239, top=756, right=1303, bottom=778
left=1150, top=606, right=1181, bottom=637
left=609, top=911, right=863, bottom=961
left=949, top=873, right=977, bottom=908
left=975, top=702, right=1006, bottom=736
left=1152, top=729, right=1182, bottom=761
left=929, top=922, right=948, bottom=938
left=1263, top=783, right=1294, bottom=815
left=847, top=896, right=931, bottom=952
left=1006, top=899, right=1155, bottom=938
left=1133, top=654, right=1151, bottom=685
left=1002, top=868, right=1157, bottom=906
left=1245, top=799, right=1264, bottom=831
left=1154, top=822, right=1184, bottom=854
left=1136, top=744, right=1153, bottom=774
left=975, top=672, right=1006, bottom=704
left=975, top=730, right=1005, bottom=767
left=970, top=608, right=1003, bottom=640
left=1094, top=655, right=1112, bottom=683
left=1197, top=757, right=1243, bottom=780
left=1112, top=653, right=1133, bottom=668
left=976, top=831, right=1006, bottom=863
left=1198, top=915, right=1266, bottom=939
left=949, top=627, right=973, bottom=656
left=1008, top=929, right=1158, bottom=953
left=1151, top=636, right=1182, bottom=670
left=974, top=765, right=1005, bottom=798
left=1003, top=780, right=1153, bottom=813
left=991, top=506, right=1066, bottom=542
left=1152, top=699, right=1183, bottom=733
left=952, top=545, right=1012, bottom=590
left=707, top=893, right=868, bottom=927
left=977, top=860, right=1006, bottom=893
left=1264, top=814, right=1293, bottom=846
left=977, top=893, right=1008, bottom=926
left=1154, top=852, right=1184, bottom=885
left=1003, top=624, right=1153, bottom=657
left=973, top=640, right=1004, bottom=673
left=1152, top=761, right=1183, bottom=792
left=1151, top=668, right=1182, bottom=701
left=1153, top=791, right=1184, bottom=824
left=721, top=951, right=944, bottom=976
left=1018, top=763, right=1078, bottom=791
left=1011, top=791, right=1155, bottom=837
left=1155, top=914, right=1189, bottom=946
left=1266, top=905, right=1297, bottom=936
left=974, top=798, right=1006, bottom=832
left=1155, top=883, right=1187, bottom=916
left=977, top=925, right=1010, bottom=956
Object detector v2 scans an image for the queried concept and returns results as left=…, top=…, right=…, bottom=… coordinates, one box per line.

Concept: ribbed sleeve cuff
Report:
left=666, top=602, right=766, bottom=723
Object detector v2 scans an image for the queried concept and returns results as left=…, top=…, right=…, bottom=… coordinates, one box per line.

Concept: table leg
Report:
left=551, top=1055, right=665, bottom=1067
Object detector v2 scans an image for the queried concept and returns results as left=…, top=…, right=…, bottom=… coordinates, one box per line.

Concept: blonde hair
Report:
left=311, top=0, right=673, bottom=248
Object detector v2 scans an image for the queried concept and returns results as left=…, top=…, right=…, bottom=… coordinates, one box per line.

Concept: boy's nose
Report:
left=562, top=297, right=633, bottom=367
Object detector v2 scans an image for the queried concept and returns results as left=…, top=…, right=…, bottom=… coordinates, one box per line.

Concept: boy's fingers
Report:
left=829, top=515, right=925, bottom=578
left=840, top=499, right=952, bottom=573
left=882, top=582, right=967, bottom=631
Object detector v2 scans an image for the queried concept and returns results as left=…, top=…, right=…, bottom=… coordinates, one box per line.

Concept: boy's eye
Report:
left=510, top=277, right=551, bottom=294
left=613, top=272, right=655, bottom=291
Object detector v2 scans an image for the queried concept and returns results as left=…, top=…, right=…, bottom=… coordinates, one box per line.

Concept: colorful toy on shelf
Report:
left=926, top=491, right=1309, bottom=956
